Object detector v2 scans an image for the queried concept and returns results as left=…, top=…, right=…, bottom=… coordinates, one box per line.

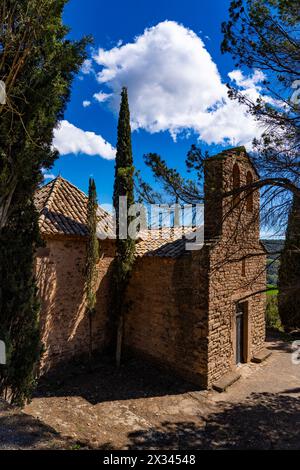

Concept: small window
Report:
left=241, top=258, right=246, bottom=277
left=246, top=171, right=254, bottom=212
left=232, top=163, right=240, bottom=207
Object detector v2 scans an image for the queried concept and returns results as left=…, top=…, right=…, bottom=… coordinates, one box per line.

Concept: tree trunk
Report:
left=116, top=315, right=124, bottom=368
left=88, top=310, right=93, bottom=365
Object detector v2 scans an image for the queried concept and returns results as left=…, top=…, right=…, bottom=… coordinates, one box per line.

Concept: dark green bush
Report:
left=266, top=295, right=282, bottom=331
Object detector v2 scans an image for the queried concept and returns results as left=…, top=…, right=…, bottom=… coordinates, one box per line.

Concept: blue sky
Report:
left=49, top=0, right=267, bottom=207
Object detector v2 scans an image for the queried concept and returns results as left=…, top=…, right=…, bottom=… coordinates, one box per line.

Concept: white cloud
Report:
left=228, top=69, right=284, bottom=110
left=81, top=59, right=93, bottom=75
left=41, top=168, right=56, bottom=181
left=53, top=120, right=116, bottom=160
left=93, top=21, right=266, bottom=147
left=228, top=69, right=266, bottom=90
left=83, top=100, right=91, bottom=108
left=93, top=91, right=111, bottom=103
left=44, top=173, right=56, bottom=180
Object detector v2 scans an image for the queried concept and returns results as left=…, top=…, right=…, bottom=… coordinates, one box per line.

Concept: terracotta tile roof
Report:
left=135, top=227, right=202, bottom=258
left=35, top=177, right=114, bottom=238
left=34, top=177, right=202, bottom=258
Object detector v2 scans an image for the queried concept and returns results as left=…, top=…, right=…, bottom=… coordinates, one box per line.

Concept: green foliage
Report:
left=0, top=199, right=42, bottom=406
left=0, top=0, right=89, bottom=404
left=136, top=146, right=208, bottom=205
left=112, top=88, right=136, bottom=364
left=113, top=88, right=135, bottom=211
left=0, top=0, right=90, bottom=227
left=86, top=178, right=99, bottom=314
left=221, top=0, right=299, bottom=87
left=222, top=1, right=300, bottom=324
left=113, top=87, right=136, bottom=278
left=278, top=195, right=300, bottom=330
left=85, top=178, right=99, bottom=362
left=266, top=295, right=282, bottom=331
left=221, top=0, right=300, bottom=231
left=261, top=239, right=284, bottom=285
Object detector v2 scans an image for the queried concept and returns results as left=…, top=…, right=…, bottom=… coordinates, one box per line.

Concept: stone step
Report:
left=251, top=349, right=272, bottom=363
left=212, top=370, right=241, bottom=393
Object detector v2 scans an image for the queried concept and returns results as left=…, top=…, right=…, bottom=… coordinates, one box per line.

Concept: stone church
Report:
left=34, top=146, right=266, bottom=389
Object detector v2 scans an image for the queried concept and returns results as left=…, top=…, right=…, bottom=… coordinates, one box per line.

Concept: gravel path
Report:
left=1, top=336, right=299, bottom=449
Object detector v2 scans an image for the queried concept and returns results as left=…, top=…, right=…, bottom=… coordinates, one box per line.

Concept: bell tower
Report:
left=204, top=147, right=260, bottom=243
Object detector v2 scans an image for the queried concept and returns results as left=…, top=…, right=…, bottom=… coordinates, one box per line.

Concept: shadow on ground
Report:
left=266, top=340, right=293, bottom=354
left=122, top=392, right=300, bottom=450
left=265, top=330, right=300, bottom=354
left=0, top=400, right=81, bottom=450
left=35, top=355, right=199, bottom=405
left=4, top=392, right=299, bottom=450
left=281, top=387, right=300, bottom=394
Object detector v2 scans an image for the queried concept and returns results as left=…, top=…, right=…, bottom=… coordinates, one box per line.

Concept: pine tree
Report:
left=278, top=194, right=300, bottom=330
left=86, top=178, right=99, bottom=362
left=113, top=87, right=135, bottom=367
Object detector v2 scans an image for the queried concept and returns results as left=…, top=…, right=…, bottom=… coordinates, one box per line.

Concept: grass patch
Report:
left=267, top=284, right=279, bottom=296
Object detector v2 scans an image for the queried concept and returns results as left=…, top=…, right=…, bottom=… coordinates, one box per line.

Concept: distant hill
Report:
left=261, top=239, right=285, bottom=254
left=260, top=239, right=285, bottom=286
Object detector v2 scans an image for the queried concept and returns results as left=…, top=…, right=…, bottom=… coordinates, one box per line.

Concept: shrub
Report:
left=266, top=295, right=282, bottom=331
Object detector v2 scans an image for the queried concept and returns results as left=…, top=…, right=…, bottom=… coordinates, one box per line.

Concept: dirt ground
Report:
left=1, top=335, right=299, bottom=450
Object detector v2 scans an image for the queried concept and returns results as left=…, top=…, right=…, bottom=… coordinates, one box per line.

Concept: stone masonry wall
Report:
left=207, top=241, right=266, bottom=386
left=125, top=251, right=210, bottom=386
left=36, top=237, right=114, bottom=372
left=35, top=149, right=266, bottom=387
left=204, top=151, right=266, bottom=386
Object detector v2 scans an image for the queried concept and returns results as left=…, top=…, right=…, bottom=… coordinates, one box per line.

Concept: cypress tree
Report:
left=113, top=87, right=135, bottom=367
left=0, top=200, right=42, bottom=405
left=278, top=194, right=300, bottom=330
left=86, top=178, right=99, bottom=362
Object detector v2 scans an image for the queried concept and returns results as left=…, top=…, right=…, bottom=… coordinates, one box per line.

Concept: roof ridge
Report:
left=38, top=177, right=63, bottom=233
left=62, top=178, right=114, bottom=220
left=38, top=176, right=111, bottom=217
left=55, top=177, right=111, bottom=218
left=43, top=177, right=63, bottom=213
left=57, top=177, right=89, bottom=201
